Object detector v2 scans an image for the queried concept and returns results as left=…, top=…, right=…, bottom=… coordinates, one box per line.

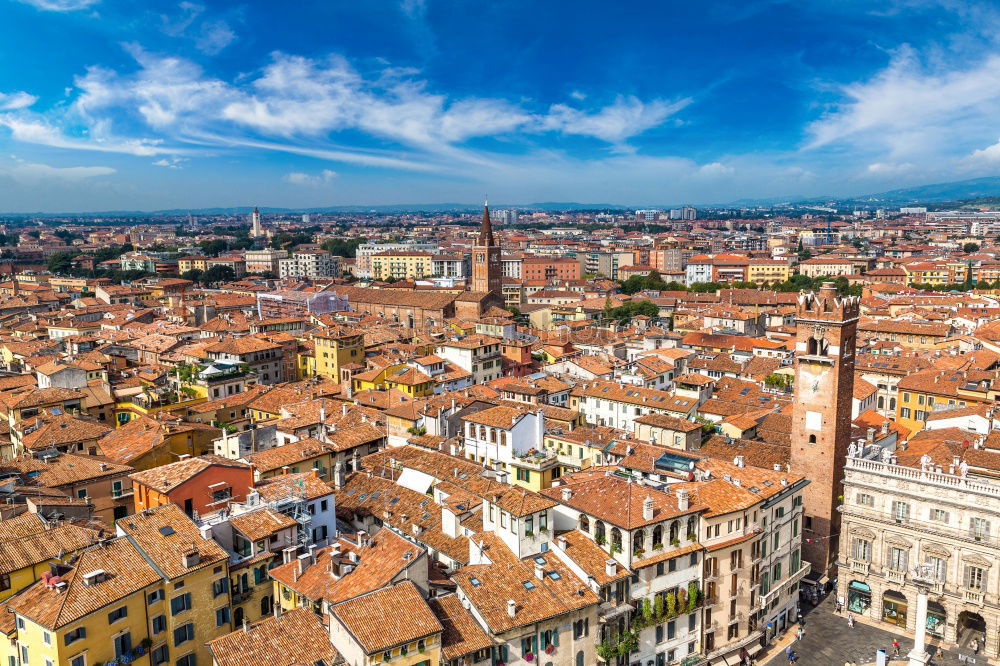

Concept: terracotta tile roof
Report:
left=204, top=335, right=282, bottom=355
left=8, top=536, right=161, bottom=629
left=331, top=580, right=442, bottom=654
left=361, top=446, right=556, bottom=517
left=428, top=595, right=493, bottom=661
left=255, top=472, right=334, bottom=503
left=207, top=607, right=340, bottom=666
left=452, top=532, right=599, bottom=633
left=335, top=472, right=469, bottom=564
left=555, top=529, right=630, bottom=585
left=129, top=454, right=251, bottom=493
left=270, top=530, right=422, bottom=604
left=229, top=507, right=297, bottom=541
left=633, top=412, right=702, bottom=433
left=0, top=522, right=103, bottom=576
left=117, top=503, right=229, bottom=579
left=0, top=452, right=131, bottom=487
left=98, top=416, right=221, bottom=465
left=699, top=435, right=790, bottom=470
left=541, top=472, right=704, bottom=529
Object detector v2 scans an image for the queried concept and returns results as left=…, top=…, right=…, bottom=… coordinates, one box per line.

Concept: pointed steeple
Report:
left=478, top=200, right=495, bottom=247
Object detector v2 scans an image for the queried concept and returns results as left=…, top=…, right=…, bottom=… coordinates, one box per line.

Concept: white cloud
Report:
left=2, top=46, right=688, bottom=180
left=284, top=169, right=338, bottom=186
left=806, top=46, right=1000, bottom=160
left=0, top=92, right=38, bottom=111
left=16, top=0, right=98, bottom=11
left=196, top=20, right=236, bottom=55
left=0, top=115, right=175, bottom=156
left=161, top=3, right=237, bottom=55
left=965, top=137, right=1000, bottom=164
left=695, top=161, right=735, bottom=178
left=152, top=156, right=186, bottom=169
left=865, top=161, right=915, bottom=175
left=541, top=95, right=691, bottom=145
left=0, top=161, right=115, bottom=184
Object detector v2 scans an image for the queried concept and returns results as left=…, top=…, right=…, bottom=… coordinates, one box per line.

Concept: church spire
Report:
left=478, top=200, right=495, bottom=247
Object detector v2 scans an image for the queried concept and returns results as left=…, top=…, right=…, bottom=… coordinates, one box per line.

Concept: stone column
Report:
left=907, top=583, right=931, bottom=666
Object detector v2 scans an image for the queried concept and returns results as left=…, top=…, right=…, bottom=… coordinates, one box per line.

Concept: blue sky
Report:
left=2, top=0, right=1000, bottom=211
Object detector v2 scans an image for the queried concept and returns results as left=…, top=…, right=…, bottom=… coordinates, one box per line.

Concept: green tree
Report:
left=321, top=237, right=365, bottom=257
left=605, top=300, right=659, bottom=323
left=181, top=269, right=204, bottom=283
left=46, top=251, right=76, bottom=275
left=201, top=265, right=236, bottom=284
left=964, top=242, right=981, bottom=254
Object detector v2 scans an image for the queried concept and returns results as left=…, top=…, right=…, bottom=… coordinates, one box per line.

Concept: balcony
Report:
left=232, top=587, right=253, bottom=604
left=964, top=589, right=985, bottom=606
left=885, top=569, right=906, bottom=585
left=849, top=559, right=870, bottom=575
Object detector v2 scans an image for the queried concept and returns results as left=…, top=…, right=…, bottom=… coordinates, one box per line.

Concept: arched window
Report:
left=579, top=515, right=590, bottom=532
left=490, top=428, right=497, bottom=443
left=595, top=520, right=606, bottom=544
left=577, top=651, right=585, bottom=666
left=878, top=396, right=885, bottom=409
left=652, top=525, right=663, bottom=547
left=479, top=425, right=486, bottom=440
left=234, top=607, right=244, bottom=626
left=610, top=527, right=622, bottom=552
left=633, top=529, right=645, bottom=554
left=809, top=434, right=817, bottom=444
left=500, top=432, right=507, bottom=446
left=686, top=516, right=697, bottom=540
left=669, top=520, right=680, bottom=543
left=808, top=338, right=819, bottom=355
left=260, top=595, right=272, bottom=616
left=890, top=397, right=897, bottom=411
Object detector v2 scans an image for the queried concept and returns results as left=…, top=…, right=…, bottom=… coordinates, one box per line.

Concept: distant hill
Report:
left=0, top=202, right=629, bottom=217
left=851, top=176, right=1000, bottom=204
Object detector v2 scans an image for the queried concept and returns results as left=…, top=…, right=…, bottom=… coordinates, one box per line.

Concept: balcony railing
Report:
left=849, top=559, right=870, bottom=575
left=885, top=569, right=906, bottom=585
left=964, top=590, right=985, bottom=606
left=842, top=508, right=1000, bottom=549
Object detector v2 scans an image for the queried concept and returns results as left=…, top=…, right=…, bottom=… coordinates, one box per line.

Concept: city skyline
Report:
left=4, top=0, right=1000, bottom=211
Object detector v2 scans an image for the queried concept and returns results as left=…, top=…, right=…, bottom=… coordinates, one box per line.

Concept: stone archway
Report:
left=957, top=610, right=986, bottom=651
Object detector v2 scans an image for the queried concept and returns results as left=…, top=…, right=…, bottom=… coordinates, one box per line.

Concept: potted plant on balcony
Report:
left=525, top=652, right=535, bottom=662
left=670, top=537, right=681, bottom=547
left=545, top=644, right=555, bottom=655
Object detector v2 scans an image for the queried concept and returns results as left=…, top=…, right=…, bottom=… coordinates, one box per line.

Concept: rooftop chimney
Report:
left=642, top=496, right=654, bottom=521
left=676, top=488, right=690, bottom=511
left=733, top=455, right=745, bottom=468
left=605, top=559, right=617, bottom=577
left=507, top=599, right=516, bottom=618
left=561, top=487, right=573, bottom=501
left=535, top=563, right=545, bottom=580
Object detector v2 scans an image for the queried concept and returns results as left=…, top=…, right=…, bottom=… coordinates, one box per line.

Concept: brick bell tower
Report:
left=790, top=281, right=859, bottom=578
left=471, top=201, right=501, bottom=294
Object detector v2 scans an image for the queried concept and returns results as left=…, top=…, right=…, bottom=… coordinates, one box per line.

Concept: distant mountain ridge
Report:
left=5, top=175, right=1000, bottom=216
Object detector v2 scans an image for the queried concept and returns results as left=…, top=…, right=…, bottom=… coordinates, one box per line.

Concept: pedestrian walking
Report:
left=786, top=646, right=793, bottom=662
left=836, top=601, right=843, bottom=614
left=847, top=614, right=855, bottom=628
left=972, top=638, right=979, bottom=655
left=892, top=639, right=900, bottom=657
left=796, top=627, right=804, bottom=641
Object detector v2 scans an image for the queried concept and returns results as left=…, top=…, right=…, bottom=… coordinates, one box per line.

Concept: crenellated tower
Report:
left=790, top=282, right=859, bottom=577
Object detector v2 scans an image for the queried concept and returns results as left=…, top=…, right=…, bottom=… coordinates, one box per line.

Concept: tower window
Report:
left=808, top=434, right=816, bottom=444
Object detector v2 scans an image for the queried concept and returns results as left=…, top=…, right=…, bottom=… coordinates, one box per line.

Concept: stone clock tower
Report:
left=790, top=282, right=859, bottom=577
